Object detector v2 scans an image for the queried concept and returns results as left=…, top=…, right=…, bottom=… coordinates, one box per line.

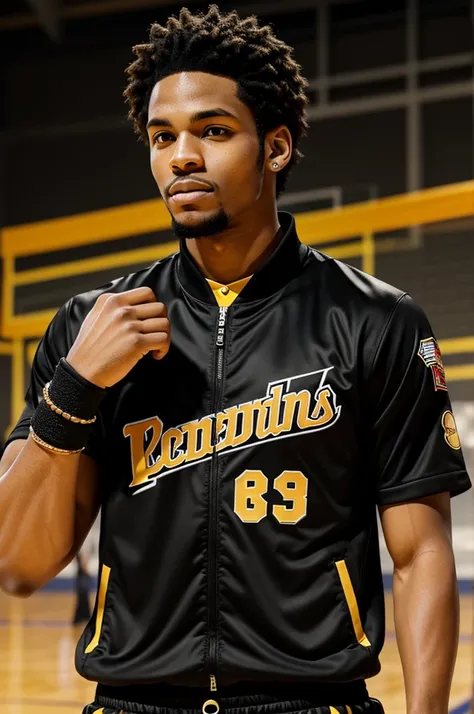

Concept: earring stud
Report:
left=272, top=162, right=279, bottom=169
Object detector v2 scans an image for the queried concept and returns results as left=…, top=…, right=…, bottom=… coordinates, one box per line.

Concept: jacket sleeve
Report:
left=366, top=294, right=471, bottom=505
left=4, top=298, right=103, bottom=463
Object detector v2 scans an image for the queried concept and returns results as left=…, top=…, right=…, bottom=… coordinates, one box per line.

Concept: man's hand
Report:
left=67, top=287, right=171, bottom=388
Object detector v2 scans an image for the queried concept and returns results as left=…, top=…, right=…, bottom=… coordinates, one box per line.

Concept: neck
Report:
left=185, top=209, right=282, bottom=285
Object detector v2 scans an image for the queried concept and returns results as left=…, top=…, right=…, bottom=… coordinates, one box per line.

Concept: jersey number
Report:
left=234, top=470, right=308, bottom=525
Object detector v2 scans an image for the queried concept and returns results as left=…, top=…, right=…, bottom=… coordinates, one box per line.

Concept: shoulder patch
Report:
left=442, top=410, right=461, bottom=450
left=417, top=337, right=448, bottom=391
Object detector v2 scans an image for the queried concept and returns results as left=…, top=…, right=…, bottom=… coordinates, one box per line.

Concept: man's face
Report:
left=146, top=71, right=265, bottom=239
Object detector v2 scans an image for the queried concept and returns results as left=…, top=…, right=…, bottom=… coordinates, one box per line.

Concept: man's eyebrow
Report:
left=190, top=108, right=238, bottom=122
left=146, top=108, right=238, bottom=130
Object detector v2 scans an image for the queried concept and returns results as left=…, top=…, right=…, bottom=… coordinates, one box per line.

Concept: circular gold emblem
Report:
left=442, top=410, right=461, bottom=450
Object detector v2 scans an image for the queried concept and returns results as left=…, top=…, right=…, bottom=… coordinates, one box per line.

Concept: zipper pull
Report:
left=203, top=678, right=219, bottom=714
left=216, top=307, right=227, bottom=347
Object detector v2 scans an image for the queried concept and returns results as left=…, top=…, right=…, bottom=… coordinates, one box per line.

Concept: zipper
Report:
left=207, top=305, right=228, bottom=696
left=334, top=559, right=371, bottom=648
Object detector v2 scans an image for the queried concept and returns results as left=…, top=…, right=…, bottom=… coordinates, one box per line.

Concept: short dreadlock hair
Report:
left=124, top=4, right=309, bottom=196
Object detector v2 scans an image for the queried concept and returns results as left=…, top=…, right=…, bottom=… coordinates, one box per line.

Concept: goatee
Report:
left=171, top=209, right=229, bottom=239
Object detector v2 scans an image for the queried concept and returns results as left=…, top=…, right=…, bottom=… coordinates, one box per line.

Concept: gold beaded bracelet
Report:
left=42, top=382, right=97, bottom=425
left=29, top=426, right=84, bottom=455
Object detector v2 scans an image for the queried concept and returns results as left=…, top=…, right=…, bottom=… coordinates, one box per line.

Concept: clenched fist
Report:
left=66, top=287, right=170, bottom=389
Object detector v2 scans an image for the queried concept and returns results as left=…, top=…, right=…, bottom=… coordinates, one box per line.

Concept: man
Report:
left=0, top=5, right=471, bottom=714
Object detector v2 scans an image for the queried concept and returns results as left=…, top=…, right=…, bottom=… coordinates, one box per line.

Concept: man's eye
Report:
left=151, top=127, right=231, bottom=144
left=204, top=127, right=231, bottom=138
left=153, top=132, right=174, bottom=145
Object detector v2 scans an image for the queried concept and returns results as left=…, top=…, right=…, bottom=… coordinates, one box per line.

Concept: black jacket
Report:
left=7, top=211, right=471, bottom=690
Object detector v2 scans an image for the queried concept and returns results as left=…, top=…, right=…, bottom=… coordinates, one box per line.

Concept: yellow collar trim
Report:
left=206, top=275, right=253, bottom=307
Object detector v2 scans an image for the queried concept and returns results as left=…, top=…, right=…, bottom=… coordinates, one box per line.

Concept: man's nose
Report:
left=169, top=133, right=204, bottom=173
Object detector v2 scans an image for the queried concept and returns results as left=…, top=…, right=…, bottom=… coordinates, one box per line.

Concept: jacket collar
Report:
left=177, top=211, right=308, bottom=305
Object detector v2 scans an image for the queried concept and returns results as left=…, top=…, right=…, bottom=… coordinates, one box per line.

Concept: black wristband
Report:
left=31, top=399, right=95, bottom=451
left=49, top=358, right=107, bottom=421
left=31, top=358, right=107, bottom=452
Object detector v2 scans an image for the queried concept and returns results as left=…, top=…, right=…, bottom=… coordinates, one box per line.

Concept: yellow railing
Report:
left=2, top=180, right=473, bottom=341
left=1, top=179, right=473, bottom=439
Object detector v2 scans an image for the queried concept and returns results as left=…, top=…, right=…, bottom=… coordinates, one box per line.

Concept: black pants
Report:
left=83, top=682, right=384, bottom=714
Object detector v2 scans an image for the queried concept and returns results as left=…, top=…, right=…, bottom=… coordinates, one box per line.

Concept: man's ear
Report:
left=265, top=125, right=292, bottom=172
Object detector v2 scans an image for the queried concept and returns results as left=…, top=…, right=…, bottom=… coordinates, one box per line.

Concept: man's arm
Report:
left=0, top=438, right=100, bottom=596
left=379, top=492, right=459, bottom=714
left=0, top=287, right=171, bottom=597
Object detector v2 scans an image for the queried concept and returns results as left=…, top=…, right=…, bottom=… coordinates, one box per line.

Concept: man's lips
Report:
left=170, top=190, right=214, bottom=204
left=169, top=179, right=214, bottom=196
